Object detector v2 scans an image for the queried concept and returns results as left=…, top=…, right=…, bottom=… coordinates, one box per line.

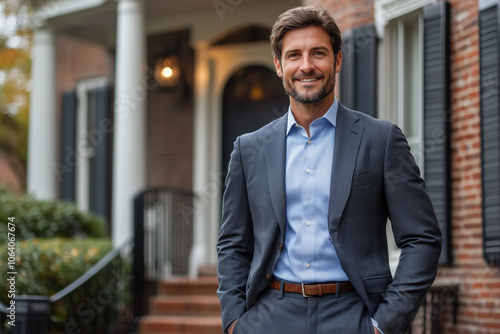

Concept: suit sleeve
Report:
left=374, top=124, right=442, bottom=334
left=217, top=136, right=254, bottom=332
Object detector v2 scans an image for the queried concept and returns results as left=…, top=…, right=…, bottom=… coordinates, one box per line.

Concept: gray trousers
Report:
left=233, top=287, right=374, bottom=334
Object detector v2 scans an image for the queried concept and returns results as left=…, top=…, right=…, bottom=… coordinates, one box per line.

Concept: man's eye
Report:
left=313, top=51, right=326, bottom=57
left=288, top=53, right=300, bottom=59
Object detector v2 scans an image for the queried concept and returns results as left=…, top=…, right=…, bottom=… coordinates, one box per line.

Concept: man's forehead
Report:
left=281, top=26, right=332, bottom=52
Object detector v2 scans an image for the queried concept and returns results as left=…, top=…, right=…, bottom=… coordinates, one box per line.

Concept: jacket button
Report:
left=278, top=243, right=283, bottom=252
left=266, top=274, right=271, bottom=280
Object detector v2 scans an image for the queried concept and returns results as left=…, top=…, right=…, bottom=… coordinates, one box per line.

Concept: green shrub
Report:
left=0, top=237, right=113, bottom=303
left=0, top=188, right=116, bottom=332
left=0, top=187, right=107, bottom=240
left=0, top=187, right=112, bottom=300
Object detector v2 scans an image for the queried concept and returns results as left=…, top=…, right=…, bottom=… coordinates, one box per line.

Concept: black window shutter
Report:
left=480, top=3, right=500, bottom=266
left=340, top=31, right=355, bottom=109
left=89, top=84, right=113, bottom=225
left=423, top=2, right=452, bottom=265
left=60, top=91, right=77, bottom=202
left=340, top=24, right=377, bottom=118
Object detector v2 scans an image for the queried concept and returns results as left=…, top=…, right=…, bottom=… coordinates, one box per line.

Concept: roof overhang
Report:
left=27, top=0, right=297, bottom=47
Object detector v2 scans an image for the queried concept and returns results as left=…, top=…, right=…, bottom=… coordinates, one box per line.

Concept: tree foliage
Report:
left=0, top=0, right=32, bottom=189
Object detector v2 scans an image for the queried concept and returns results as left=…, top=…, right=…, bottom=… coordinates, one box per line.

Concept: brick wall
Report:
left=301, top=0, right=500, bottom=332
left=57, top=34, right=114, bottom=94
left=146, top=87, right=194, bottom=191
left=56, top=32, right=194, bottom=193
left=55, top=34, right=114, bottom=199
left=146, top=30, right=194, bottom=191
left=437, top=0, right=500, bottom=332
left=306, top=0, right=374, bottom=31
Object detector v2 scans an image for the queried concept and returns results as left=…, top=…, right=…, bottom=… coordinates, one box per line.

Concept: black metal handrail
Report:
left=0, top=239, right=134, bottom=334
left=49, top=238, right=135, bottom=334
left=410, top=283, right=460, bottom=334
left=50, top=239, right=132, bottom=303
left=133, top=188, right=194, bottom=319
left=1, top=187, right=194, bottom=333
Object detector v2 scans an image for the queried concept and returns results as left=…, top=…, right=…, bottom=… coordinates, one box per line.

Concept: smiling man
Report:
left=217, top=6, right=442, bottom=334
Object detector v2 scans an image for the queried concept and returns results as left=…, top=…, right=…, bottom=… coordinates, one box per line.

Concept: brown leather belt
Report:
left=270, top=280, right=355, bottom=297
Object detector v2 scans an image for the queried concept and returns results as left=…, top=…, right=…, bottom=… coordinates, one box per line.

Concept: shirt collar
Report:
left=286, top=98, right=338, bottom=135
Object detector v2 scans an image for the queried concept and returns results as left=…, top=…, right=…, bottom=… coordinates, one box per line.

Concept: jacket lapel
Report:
left=329, top=104, right=364, bottom=232
left=263, top=115, right=288, bottom=238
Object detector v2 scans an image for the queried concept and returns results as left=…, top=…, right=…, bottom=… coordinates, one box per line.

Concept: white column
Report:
left=27, top=28, right=57, bottom=200
left=112, top=0, right=146, bottom=247
left=190, top=42, right=215, bottom=276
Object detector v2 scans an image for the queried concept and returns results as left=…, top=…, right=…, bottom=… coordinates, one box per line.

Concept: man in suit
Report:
left=217, top=6, right=441, bottom=334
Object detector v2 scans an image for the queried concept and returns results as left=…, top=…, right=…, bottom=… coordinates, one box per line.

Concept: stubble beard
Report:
left=283, top=73, right=336, bottom=105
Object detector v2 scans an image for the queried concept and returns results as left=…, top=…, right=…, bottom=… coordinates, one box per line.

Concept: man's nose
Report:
left=299, top=55, right=315, bottom=73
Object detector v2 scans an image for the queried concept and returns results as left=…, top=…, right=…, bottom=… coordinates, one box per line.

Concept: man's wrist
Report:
left=227, top=319, right=238, bottom=334
left=371, top=318, right=384, bottom=334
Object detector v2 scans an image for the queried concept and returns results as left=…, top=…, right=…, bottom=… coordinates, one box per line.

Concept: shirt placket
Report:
left=301, top=129, right=316, bottom=282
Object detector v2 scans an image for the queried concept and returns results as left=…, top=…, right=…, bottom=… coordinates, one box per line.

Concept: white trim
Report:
left=146, top=1, right=299, bottom=45
left=75, top=77, right=108, bottom=212
left=479, top=0, right=499, bottom=11
left=27, top=28, right=57, bottom=200
left=32, top=0, right=108, bottom=28
left=112, top=0, right=146, bottom=247
left=190, top=41, right=276, bottom=276
left=379, top=11, right=425, bottom=274
left=418, top=12, right=425, bottom=174
left=397, top=20, right=405, bottom=129
left=190, top=41, right=212, bottom=277
left=375, top=0, right=436, bottom=36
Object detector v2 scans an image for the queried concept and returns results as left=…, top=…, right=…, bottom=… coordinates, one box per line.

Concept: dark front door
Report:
left=222, top=65, right=289, bottom=175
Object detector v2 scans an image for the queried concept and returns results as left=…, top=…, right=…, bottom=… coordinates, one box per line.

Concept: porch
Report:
left=0, top=187, right=458, bottom=333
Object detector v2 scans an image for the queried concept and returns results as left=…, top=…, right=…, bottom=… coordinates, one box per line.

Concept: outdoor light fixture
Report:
left=155, top=55, right=180, bottom=87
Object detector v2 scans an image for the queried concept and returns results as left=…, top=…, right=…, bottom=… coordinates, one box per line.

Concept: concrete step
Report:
left=157, top=276, right=218, bottom=296
left=150, top=295, right=221, bottom=316
left=139, top=315, right=222, bottom=334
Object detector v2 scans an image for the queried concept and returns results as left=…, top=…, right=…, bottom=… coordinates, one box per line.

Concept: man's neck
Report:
left=290, top=94, right=335, bottom=137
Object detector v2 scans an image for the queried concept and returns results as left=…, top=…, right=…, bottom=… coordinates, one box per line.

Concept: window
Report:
left=377, top=1, right=452, bottom=266
left=76, top=78, right=108, bottom=212
left=59, top=77, right=112, bottom=223
left=381, top=12, right=424, bottom=167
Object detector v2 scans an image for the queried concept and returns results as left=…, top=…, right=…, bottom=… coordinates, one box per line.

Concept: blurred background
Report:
left=0, top=0, right=499, bottom=333
left=0, top=0, right=29, bottom=195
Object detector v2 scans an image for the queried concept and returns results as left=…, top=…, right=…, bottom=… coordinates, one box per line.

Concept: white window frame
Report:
left=75, top=77, right=108, bottom=212
left=375, top=0, right=436, bottom=37
left=379, top=11, right=424, bottom=169
left=376, top=1, right=431, bottom=274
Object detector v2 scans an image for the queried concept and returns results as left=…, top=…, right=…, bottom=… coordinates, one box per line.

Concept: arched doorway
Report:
left=221, top=65, right=289, bottom=174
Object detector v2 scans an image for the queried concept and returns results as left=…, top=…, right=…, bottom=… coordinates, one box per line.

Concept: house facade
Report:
left=26, top=0, right=500, bottom=332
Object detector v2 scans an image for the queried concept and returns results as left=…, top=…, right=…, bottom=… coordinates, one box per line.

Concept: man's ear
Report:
left=274, top=56, right=283, bottom=77
left=335, top=51, right=342, bottom=73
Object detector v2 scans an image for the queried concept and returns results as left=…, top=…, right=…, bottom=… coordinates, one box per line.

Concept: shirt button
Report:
left=306, top=263, right=310, bottom=269
left=306, top=169, right=311, bottom=174
left=278, top=243, right=283, bottom=251
left=307, top=221, right=311, bottom=227
left=266, top=274, right=271, bottom=280
left=307, top=139, right=312, bottom=145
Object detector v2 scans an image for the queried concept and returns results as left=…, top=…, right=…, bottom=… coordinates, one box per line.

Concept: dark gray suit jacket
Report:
left=217, top=103, right=442, bottom=334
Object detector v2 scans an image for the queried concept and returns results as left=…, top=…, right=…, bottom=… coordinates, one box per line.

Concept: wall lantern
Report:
left=154, top=55, right=180, bottom=87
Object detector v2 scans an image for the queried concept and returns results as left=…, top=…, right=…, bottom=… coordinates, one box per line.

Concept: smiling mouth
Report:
left=296, top=77, right=321, bottom=83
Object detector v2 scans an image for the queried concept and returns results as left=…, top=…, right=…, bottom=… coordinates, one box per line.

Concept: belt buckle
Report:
left=301, top=283, right=312, bottom=297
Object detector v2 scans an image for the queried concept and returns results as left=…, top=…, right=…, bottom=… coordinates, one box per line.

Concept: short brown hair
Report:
left=270, top=6, right=342, bottom=61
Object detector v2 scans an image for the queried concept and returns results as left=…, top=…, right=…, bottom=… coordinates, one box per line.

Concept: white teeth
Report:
left=299, top=78, right=318, bottom=82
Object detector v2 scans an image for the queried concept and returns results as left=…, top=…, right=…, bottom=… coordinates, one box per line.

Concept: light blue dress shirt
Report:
left=273, top=98, right=349, bottom=283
